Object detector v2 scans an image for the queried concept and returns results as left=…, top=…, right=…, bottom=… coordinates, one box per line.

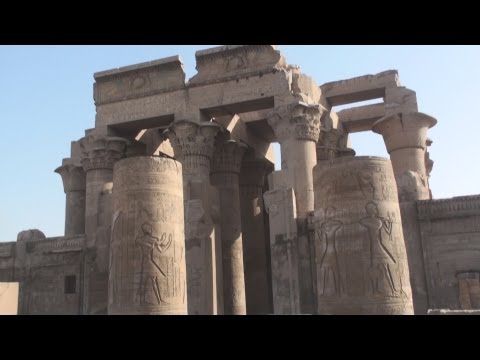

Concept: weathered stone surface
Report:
left=55, top=162, right=86, bottom=236
left=0, top=283, right=18, bottom=315
left=418, top=195, right=480, bottom=310
left=211, top=140, right=247, bottom=315
left=14, top=45, right=480, bottom=317
left=240, top=158, right=272, bottom=314
left=110, top=156, right=186, bottom=315
left=94, top=56, right=186, bottom=106
left=190, top=45, right=286, bottom=85
left=337, top=103, right=385, bottom=133
left=321, top=70, right=400, bottom=106
left=17, top=229, right=46, bottom=242
left=373, top=112, right=436, bottom=202
left=312, top=156, right=414, bottom=314
left=164, top=119, right=220, bottom=314
left=264, top=188, right=300, bottom=314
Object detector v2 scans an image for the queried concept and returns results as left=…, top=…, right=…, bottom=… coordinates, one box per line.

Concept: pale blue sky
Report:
left=1, top=45, right=478, bottom=242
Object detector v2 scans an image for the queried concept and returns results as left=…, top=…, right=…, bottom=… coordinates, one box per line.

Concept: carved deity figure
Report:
left=136, top=223, right=172, bottom=305
left=316, top=207, right=343, bottom=296
left=359, top=202, right=402, bottom=297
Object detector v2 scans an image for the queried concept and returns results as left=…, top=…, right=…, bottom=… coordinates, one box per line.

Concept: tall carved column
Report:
left=211, top=140, right=247, bottom=315
left=164, top=119, right=221, bottom=315
left=110, top=157, right=186, bottom=315
left=55, top=161, right=86, bottom=236
left=267, top=101, right=324, bottom=314
left=267, top=102, right=323, bottom=217
left=373, top=112, right=436, bottom=314
left=372, top=112, right=436, bottom=202
left=240, top=159, right=271, bottom=314
left=79, top=134, right=129, bottom=314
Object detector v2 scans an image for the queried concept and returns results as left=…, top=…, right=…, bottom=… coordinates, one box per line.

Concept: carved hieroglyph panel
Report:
left=312, top=156, right=414, bottom=314
left=110, top=157, right=186, bottom=315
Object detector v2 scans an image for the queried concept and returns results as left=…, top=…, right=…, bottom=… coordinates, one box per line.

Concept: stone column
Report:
left=79, top=134, right=129, bottom=315
left=267, top=102, right=324, bottom=217
left=312, top=156, right=414, bottom=314
left=55, top=161, right=86, bottom=236
left=110, top=157, right=186, bottom=315
left=211, top=140, right=247, bottom=315
left=372, top=112, right=436, bottom=202
left=80, top=135, right=129, bottom=243
left=373, top=112, right=436, bottom=315
left=263, top=188, right=300, bottom=314
left=164, top=119, right=221, bottom=315
left=267, top=101, right=323, bottom=314
left=239, top=159, right=271, bottom=314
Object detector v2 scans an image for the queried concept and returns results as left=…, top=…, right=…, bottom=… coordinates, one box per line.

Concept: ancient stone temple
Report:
left=1, top=45, right=479, bottom=314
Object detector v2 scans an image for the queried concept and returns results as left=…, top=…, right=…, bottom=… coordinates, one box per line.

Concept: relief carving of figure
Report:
left=136, top=223, right=172, bottom=305
left=359, top=202, right=403, bottom=297
left=315, top=207, right=344, bottom=296
left=109, top=211, right=122, bottom=306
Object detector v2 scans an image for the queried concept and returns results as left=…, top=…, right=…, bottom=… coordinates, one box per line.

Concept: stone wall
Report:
left=418, top=195, right=480, bottom=310
left=0, top=234, right=85, bottom=315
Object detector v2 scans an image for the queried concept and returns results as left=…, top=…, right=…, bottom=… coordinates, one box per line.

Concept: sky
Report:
left=0, top=45, right=479, bottom=242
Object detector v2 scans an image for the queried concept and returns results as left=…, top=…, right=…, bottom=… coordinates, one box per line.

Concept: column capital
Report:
left=267, top=102, right=325, bottom=143
left=211, top=140, right=248, bottom=175
left=55, top=162, right=86, bottom=193
left=163, top=120, right=221, bottom=172
left=79, top=135, right=129, bottom=171
left=372, top=112, right=437, bottom=153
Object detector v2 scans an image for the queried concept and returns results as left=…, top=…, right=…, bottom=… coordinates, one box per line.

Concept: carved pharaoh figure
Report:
left=359, top=202, right=403, bottom=297
left=315, top=207, right=344, bottom=296
left=136, top=223, right=172, bottom=305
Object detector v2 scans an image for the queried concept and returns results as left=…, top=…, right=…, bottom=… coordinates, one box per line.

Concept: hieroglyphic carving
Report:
left=26, top=236, right=85, bottom=254
left=359, top=202, right=405, bottom=297
left=110, top=156, right=186, bottom=315
left=312, top=156, right=413, bottom=314
left=315, top=207, right=344, bottom=296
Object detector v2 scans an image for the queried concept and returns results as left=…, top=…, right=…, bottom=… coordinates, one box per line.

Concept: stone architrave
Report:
left=164, top=119, right=221, bottom=315
left=211, top=140, right=247, bottom=315
left=240, top=159, right=271, bottom=314
left=372, top=112, right=436, bottom=202
left=110, top=156, right=186, bottom=315
left=312, top=156, right=414, bottom=314
left=55, top=161, right=86, bottom=236
left=263, top=188, right=300, bottom=314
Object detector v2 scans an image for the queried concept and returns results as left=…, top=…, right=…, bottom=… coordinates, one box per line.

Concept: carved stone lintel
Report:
left=163, top=120, right=221, bottom=173
left=211, top=140, right=248, bottom=175
left=80, top=135, right=129, bottom=171
left=372, top=112, right=437, bottom=153
left=267, top=102, right=325, bottom=143
left=55, top=163, right=86, bottom=193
